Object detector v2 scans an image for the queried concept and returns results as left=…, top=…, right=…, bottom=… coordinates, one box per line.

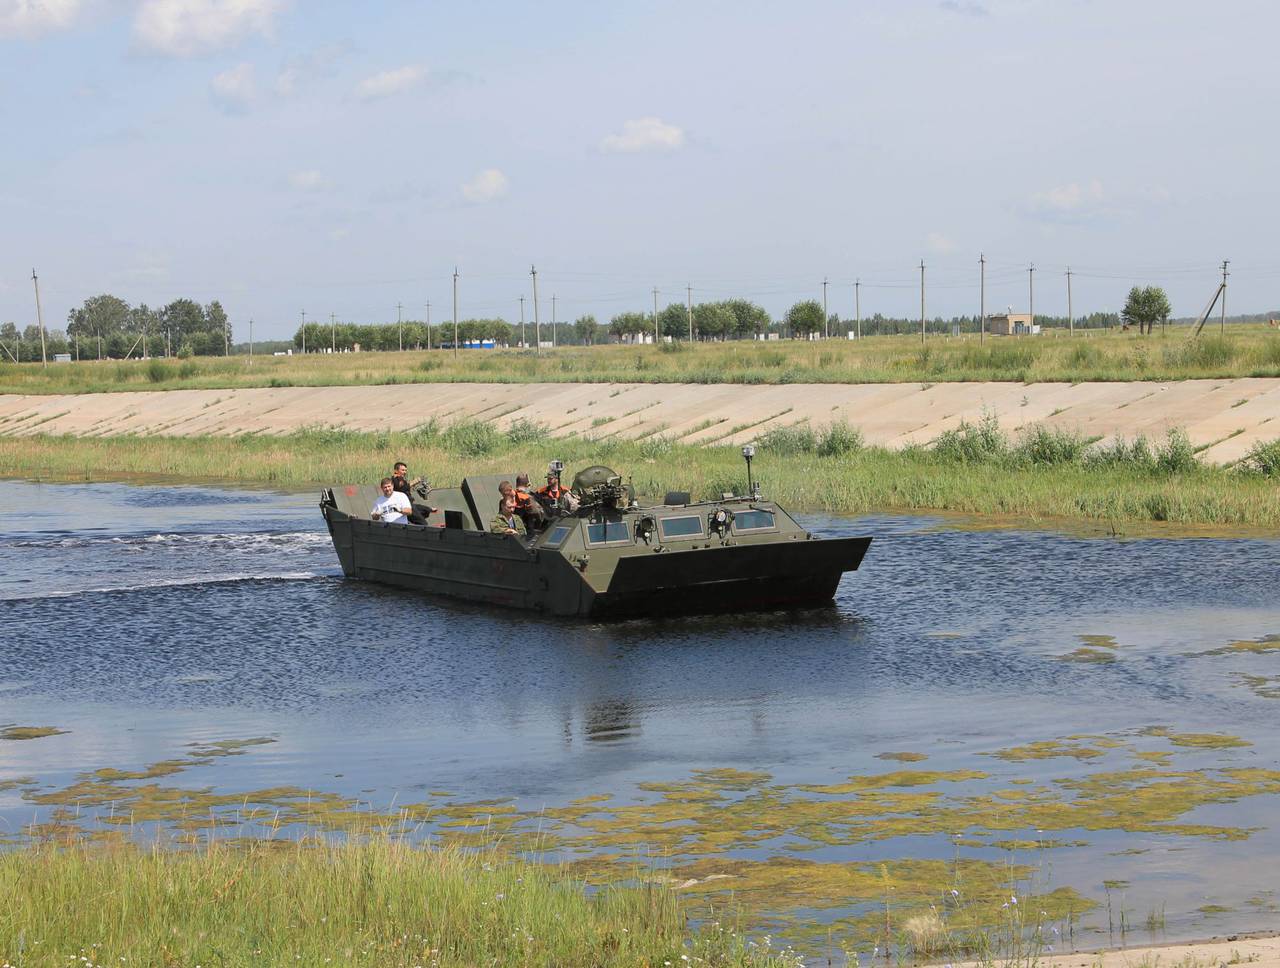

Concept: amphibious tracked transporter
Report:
left=320, top=453, right=870, bottom=618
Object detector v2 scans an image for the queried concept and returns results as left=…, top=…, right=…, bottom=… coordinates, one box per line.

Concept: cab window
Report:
left=586, top=521, right=631, bottom=545
left=733, top=509, right=776, bottom=532
left=542, top=524, right=573, bottom=548
left=659, top=515, right=704, bottom=539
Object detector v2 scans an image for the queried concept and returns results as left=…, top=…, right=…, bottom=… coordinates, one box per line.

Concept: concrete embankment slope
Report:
left=2, top=378, right=1279, bottom=464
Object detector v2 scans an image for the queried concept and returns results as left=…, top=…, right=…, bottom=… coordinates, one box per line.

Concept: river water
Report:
left=2, top=479, right=1279, bottom=956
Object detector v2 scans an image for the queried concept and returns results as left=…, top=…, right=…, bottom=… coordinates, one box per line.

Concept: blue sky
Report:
left=2, top=0, right=1278, bottom=340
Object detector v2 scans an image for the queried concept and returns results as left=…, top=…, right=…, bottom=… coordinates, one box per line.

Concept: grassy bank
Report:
left=4, top=418, right=1278, bottom=528
left=4, top=326, right=1280, bottom=394
left=0, top=839, right=791, bottom=967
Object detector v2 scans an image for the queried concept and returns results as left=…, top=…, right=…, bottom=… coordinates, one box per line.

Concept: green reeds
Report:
left=5, top=325, right=1280, bottom=394
left=3, top=421, right=1280, bottom=528
left=0, top=838, right=790, bottom=967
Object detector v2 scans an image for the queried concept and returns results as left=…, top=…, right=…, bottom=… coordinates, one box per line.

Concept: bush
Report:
left=637, top=434, right=673, bottom=459
left=1241, top=438, right=1280, bottom=476
left=178, top=360, right=199, bottom=379
left=442, top=419, right=500, bottom=457
left=1087, top=435, right=1155, bottom=469
left=757, top=423, right=818, bottom=455
left=1173, top=335, right=1237, bottom=370
left=146, top=359, right=173, bottom=383
left=1155, top=428, right=1198, bottom=473
left=1012, top=425, right=1090, bottom=466
left=816, top=421, right=863, bottom=457
left=505, top=418, right=548, bottom=445
left=933, top=412, right=1006, bottom=463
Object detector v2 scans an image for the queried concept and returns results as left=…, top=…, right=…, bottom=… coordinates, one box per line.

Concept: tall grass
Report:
left=0, top=839, right=791, bottom=967
left=4, top=423, right=1280, bottom=528
left=5, top=325, right=1280, bottom=394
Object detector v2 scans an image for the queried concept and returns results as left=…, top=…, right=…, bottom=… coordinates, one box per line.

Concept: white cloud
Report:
left=133, top=0, right=285, bottom=57
left=288, top=169, right=331, bottom=192
left=460, top=168, right=508, bottom=204
left=601, top=117, right=685, bottom=153
left=0, top=0, right=83, bottom=38
left=926, top=232, right=956, bottom=254
left=1028, top=179, right=1107, bottom=220
left=210, top=61, right=254, bottom=111
left=355, top=64, right=426, bottom=100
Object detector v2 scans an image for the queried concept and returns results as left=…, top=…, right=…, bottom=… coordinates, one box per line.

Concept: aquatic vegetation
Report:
left=1193, top=634, right=1280, bottom=657
left=0, top=725, right=67, bottom=741
left=876, top=751, right=929, bottom=763
left=987, top=740, right=1108, bottom=762
left=1058, top=647, right=1117, bottom=663
left=1141, top=727, right=1251, bottom=749
left=10, top=425, right=1280, bottom=527
left=1235, top=674, right=1280, bottom=699
left=8, top=725, right=1278, bottom=954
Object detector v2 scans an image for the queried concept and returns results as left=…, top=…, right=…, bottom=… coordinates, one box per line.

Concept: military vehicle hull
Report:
left=320, top=476, right=871, bottom=619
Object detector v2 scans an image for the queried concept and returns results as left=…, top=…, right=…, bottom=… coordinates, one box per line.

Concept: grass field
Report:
left=5, top=418, right=1278, bottom=529
left=4, top=326, right=1280, bottom=394
left=0, top=839, right=794, bottom=967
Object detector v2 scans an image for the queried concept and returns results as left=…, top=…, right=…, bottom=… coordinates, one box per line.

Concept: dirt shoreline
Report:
left=1021, top=932, right=1280, bottom=968
left=3, top=377, right=1280, bottom=463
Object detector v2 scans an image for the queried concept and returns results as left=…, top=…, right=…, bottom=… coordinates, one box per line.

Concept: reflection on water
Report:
left=2, top=480, right=1280, bottom=954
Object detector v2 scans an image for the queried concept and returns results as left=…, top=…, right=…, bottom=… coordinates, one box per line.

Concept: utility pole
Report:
left=822, top=276, right=829, bottom=339
left=652, top=287, right=660, bottom=344
left=397, top=302, right=404, bottom=352
left=979, top=253, right=986, bottom=343
left=686, top=284, right=693, bottom=342
left=249, top=318, right=254, bottom=365
left=1221, top=260, right=1230, bottom=334
left=1066, top=266, right=1073, bottom=335
left=530, top=265, right=541, bottom=354
left=551, top=294, right=557, bottom=348
left=519, top=296, right=526, bottom=348
left=919, top=260, right=926, bottom=345
left=426, top=301, right=431, bottom=350
left=452, top=267, right=459, bottom=359
left=330, top=312, right=336, bottom=353
left=300, top=310, right=306, bottom=355
left=224, top=314, right=229, bottom=356
left=1028, top=263, right=1035, bottom=334
left=855, top=278, right=861, bottom=340
left=31, top=268, right=47, bottom=366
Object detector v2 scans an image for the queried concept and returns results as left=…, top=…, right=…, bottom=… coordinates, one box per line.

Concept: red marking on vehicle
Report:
left=344, top=486, right=357, bottom=496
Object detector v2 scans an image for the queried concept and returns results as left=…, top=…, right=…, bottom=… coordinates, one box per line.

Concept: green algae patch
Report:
left=876, top=751, right=929, bottom=763
left=988, top=739, right=1107, bottom=762
left=1235, top=674, right=1280, bottom=699
left=1079, top=634, right=1119, bottom=649
left=1143, top=727, right=1251, bottom=749
left=0, top=725, right=68, bottom=741
left=1193, top=634, right=1280, bottom=657
left=796, top=769, right=989, bottom=794
left=0, top=776, right=37, bottom=792
left=1198, top=903, right=1231, bottom=915
left=1058, top=647, right=1117, bottom=663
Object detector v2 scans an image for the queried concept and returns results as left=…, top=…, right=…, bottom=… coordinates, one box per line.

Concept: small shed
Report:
left=987, top=313, right=1040, bottom=336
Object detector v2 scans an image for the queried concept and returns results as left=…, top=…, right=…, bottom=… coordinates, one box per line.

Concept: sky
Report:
left=2, top=0, right=1279, bottom=340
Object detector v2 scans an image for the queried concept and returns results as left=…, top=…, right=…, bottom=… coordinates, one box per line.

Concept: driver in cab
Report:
left=371, top=477, right=412, bottom=524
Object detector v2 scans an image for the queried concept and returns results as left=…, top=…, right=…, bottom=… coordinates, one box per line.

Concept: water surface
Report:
left=2, top=480, right=1279, bottom=955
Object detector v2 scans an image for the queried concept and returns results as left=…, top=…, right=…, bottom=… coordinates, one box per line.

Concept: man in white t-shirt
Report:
left=371, top=477, right=412, bottom=524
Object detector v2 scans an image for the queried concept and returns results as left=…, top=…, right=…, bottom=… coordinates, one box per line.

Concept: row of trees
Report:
left=43, top=294, right=235, bottom=358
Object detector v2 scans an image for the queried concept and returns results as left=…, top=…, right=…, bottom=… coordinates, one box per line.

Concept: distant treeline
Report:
left=0, top=294, right=233, bottom=361
left=289, top=301, right=1127, bottom=351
